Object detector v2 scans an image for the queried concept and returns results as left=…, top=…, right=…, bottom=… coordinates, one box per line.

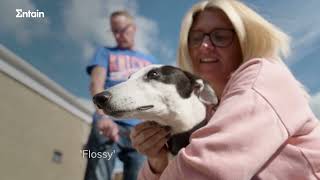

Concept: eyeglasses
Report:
left=188, top=28, right=235, bottom=48
left=112, top=24, right=132, bottom=35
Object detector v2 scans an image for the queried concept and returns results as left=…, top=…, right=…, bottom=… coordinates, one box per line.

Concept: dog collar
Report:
left=166, top=119, right=208, bottom=155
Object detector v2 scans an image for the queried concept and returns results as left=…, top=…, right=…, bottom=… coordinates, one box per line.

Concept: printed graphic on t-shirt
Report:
left=108, top=54, right=151, bottom=81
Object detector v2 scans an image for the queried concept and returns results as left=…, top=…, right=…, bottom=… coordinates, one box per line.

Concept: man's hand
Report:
left=90, top=66, right=119, bottom=141
left=97, top=118, right=120, bottom=142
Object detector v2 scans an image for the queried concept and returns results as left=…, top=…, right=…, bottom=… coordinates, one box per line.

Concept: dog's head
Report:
left=93, top=65, right=218, bottom=134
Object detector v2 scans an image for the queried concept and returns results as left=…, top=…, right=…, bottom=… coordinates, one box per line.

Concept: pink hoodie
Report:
left=138, top=58, right=320, bottom=180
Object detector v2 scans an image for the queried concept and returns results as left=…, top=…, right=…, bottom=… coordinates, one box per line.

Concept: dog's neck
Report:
left=166, top=104, right=217, bottom=155
left=166, top=119, right=208, bottom=155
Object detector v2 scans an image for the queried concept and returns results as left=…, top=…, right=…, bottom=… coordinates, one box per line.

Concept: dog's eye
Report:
left=147, top=70, right=160, bottom=80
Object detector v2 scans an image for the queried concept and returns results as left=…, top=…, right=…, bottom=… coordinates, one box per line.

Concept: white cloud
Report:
left=250, top=0, right=320, bottom=64
left=134, top=16, right=158, bottom=55
left=83, top=42, right=96, bottom=61
left=310, top=92, right=320, bottom=119
left=0, top=0, right=51, bottom=45
left=63, top=0, right=172, bottom=64
left=159, top=43, right=176, bottom=66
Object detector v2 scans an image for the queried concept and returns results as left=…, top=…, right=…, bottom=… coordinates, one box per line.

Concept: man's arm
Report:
left=90, top=66, right=107, bottom=116
left=90, top=66, right=119, bottom=142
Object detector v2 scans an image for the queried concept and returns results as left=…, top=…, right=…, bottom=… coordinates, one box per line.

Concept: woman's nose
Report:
left=200, top=36, right=215, bottom=49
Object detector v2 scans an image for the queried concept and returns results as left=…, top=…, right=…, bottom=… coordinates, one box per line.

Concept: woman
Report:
left=130, top=0, right=320, bottom=179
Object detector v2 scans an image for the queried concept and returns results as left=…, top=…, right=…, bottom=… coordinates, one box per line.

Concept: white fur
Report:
left=99, top=65, right=217, bottom=134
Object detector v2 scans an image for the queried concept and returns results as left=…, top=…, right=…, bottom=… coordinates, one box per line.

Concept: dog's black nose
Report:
left=92, top=91, right=112, bottom=109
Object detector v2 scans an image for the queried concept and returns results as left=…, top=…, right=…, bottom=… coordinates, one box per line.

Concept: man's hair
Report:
left=177, top=0, right=291, bottom=73
left=110, top=10, right=134, bottom=22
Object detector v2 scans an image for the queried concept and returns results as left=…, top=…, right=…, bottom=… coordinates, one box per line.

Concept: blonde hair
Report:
left=177, top=0, right=291, bottom=73
left=110, top=10, right=134, bottom=23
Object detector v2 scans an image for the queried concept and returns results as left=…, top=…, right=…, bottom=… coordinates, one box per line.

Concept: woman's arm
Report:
left=138, top=88, right=288, bottom=180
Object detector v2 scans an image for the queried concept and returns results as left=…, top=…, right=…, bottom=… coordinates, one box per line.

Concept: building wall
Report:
left=0, top=71, right=91, bottom=180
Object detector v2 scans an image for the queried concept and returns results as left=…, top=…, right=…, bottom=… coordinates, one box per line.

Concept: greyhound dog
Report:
left=93, top=65, right=218, bottom=155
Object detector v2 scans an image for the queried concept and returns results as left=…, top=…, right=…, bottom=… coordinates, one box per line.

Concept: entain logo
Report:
left=16, top=9, right=45, bottom=18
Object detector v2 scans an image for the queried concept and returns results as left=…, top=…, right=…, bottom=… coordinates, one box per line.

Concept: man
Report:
left=84, top=10, right=157, bottom=180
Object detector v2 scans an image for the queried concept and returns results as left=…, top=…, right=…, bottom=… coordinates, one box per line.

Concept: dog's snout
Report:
left=92, top=91, right=112, bottom=109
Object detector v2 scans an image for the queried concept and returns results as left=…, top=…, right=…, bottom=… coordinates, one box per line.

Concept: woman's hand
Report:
left=130, top=121, right=171, bottom=173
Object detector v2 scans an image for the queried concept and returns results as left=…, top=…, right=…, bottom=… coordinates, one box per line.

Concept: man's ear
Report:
left=194, top=79, right=218, bottom=105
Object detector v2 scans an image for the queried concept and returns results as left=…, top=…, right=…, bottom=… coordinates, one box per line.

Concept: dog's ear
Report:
left=182, top=70, right=218, bottom=105
left=194, top=79, right=218, bottom=105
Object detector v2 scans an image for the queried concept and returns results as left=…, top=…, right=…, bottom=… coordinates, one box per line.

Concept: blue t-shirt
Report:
left=87, top=46, right=158, bottom=126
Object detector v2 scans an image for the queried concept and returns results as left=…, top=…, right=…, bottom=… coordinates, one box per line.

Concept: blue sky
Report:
left=1, top=0, right=320, bottom=117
